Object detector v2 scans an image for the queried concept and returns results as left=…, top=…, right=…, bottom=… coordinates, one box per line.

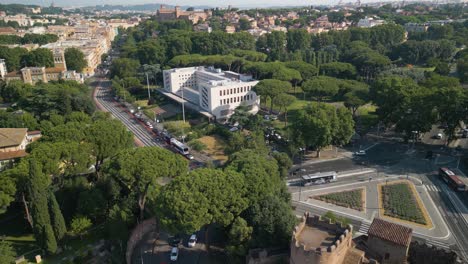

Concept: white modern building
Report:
left=0, top=59, right=7, bottom=79
left=163, top=66, right=260, bottom=121
left=357, top=17, right=385, bottom=28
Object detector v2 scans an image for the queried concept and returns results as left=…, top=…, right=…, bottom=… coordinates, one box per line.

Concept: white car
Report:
left=354, top=150, right=366, bottom=156
left=188, top=234, right=197, bottom=248
left=185, top=154, right=194, bottom=160
left=170, top=247, right=179, bottom=261
left=435, top=133, right=443, bottom=139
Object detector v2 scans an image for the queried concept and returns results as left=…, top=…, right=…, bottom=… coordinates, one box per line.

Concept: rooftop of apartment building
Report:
left=0, top=128, right=28, bottom=148
left=166, top=66, right=254, bottom=85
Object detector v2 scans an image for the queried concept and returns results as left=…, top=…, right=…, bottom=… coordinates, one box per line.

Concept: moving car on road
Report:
left=354, top=150, right=366, bottom=156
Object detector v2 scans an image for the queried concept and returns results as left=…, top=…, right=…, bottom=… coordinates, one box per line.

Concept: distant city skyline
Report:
left=1, top=0, right=385, bottom=8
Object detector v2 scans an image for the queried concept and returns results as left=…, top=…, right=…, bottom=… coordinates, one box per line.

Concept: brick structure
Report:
left=290, top=212, right=365, bottom=264
left=367, top=218, right=413, bottom=264
left=156, top=5, right=211, bottom=24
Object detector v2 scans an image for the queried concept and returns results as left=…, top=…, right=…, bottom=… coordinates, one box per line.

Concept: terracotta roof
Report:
left=368, top=218, right=412, bottom=247
left=0, top=128, right=28, bottom=148
left=0, top=150, right=27, bottom=161
left=0, top=27, right=16, bottom=34
left=4, top=71, right=21, bottom=77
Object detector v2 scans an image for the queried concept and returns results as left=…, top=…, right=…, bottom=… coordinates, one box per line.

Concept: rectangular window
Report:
left=237, top=87, right=240, bottom=93
left=220, top=100, right=222, bottom=105
left=219, top=91, right=222, bottom=96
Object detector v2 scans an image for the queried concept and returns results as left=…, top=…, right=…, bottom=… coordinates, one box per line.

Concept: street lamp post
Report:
left=181, top=86, right=186, bottom=123
left=145, top=72, right=151, bottom=102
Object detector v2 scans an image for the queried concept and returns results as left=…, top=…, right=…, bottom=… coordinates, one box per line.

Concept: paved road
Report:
left=93, top=79, right=212, bottom=165
left=424, top=175, right=468, bottom=260
left=94, top=80, right=162, bottom=147
left=289, top=140, right=468, bottom=256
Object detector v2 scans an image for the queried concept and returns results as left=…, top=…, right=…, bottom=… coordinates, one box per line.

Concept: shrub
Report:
left=381, top=183, right=426, bottom=224
left=188, top=140, right=207, bottom=152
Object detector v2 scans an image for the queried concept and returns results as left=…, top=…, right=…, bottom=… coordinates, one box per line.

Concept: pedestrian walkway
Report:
left=424, top=184, right=442, bottom=192
left=358, top=221, right=371, bottom=234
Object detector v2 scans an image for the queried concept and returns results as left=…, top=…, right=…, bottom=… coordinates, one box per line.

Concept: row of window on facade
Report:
left=220, top=94, right=254, bottom=105
left=219, top=86, right=251, bottom=97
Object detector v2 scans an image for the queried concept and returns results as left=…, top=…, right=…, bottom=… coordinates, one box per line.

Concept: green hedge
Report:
left=381, top=183, right=426, bottom=224
left=315, top=189, right=363, bottom=211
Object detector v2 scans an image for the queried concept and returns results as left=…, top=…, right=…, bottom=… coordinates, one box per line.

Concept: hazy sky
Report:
left=1, top=0, right=348, bottom=8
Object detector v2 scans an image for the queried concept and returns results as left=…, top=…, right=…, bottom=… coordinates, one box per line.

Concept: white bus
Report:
left=170, top=138, right=189, bottom=155
left=301, top=171, right=337, bottom=186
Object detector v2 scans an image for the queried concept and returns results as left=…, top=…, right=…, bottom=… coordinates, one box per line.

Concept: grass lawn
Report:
left=197, top=135, right=228, bottom=162
left=42, top=224, right=106, bottom=264
left=0, top=204, right=40, bottom=261
left=381, top=182, right=427, bottom=225
left=356, top=104, right=379, bottom=133
left=314, top=189, right=364, bottom=211
left=0, top=204, right=108, bottom=264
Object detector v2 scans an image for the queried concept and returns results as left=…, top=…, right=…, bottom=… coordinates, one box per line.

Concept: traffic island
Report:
left=313, top=188, right=365, bottom=212
left=378, top=180, right=433, bottom=229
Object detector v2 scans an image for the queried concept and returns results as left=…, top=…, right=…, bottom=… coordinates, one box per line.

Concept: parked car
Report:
left=229, top=126, right=239, bottom=132
left=169, top=236, right=181, bottom=247
left=435, top=133, right=443, bottom=139
left=188, top=234, right=197, bottom=248
left=354, top=150, right=366, bottom=156
left=170, top=247, right=179, bottom=261
left=185, top=153, right=194, bottom=160
left=270, top=115, right=278, bottom=121
left=292, top=168, right=306, bottom=175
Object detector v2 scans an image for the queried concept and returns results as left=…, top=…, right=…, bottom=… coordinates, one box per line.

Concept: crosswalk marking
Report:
left=426, top=240, right=452, bottom=250
left=424, top=184, right=441, bottom=192
left=358, top=222, right=371, bottom=234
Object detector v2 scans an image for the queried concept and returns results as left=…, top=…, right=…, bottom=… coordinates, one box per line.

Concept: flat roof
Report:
left=297, top=225, right=337, bottom=249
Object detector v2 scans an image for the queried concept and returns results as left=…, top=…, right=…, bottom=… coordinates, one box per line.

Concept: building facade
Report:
left=163, top=66, right=260, bottom=121
left=156, top=5, right=212, bottom=24
left=367, top=218, right=412, bottom=264
left=0, top=128, right=32, bottom=171
left=0, top=59, right=6, bottom=79
left=2, top=50, right=83, bottom=84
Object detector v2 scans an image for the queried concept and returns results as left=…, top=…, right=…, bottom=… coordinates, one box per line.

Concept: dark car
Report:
left=169, top=236, right=182, bottom=247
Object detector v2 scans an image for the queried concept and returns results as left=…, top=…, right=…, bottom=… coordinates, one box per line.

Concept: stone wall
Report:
left=290, top=213, right=354, bottom=264
left=367, top=235, right=408, bottom=264
left=408, top=241, right=460, bottom=264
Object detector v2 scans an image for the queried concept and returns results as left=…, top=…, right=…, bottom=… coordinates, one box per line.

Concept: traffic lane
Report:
left=95, top=86, right=159, bottom=147
left=363, top=141, right=409, bottom=166
left=95, top=83, right=207, bottom=166
left=428, top=186, right=468, bottom=261
left=289, top=158, right=366, bottom=179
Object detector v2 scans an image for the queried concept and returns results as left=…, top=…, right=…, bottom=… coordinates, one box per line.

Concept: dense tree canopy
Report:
left=104, top=147, right=188, bottom=219
left=64, top=48, right=87, bottom=72
left=157, top=168, right=248, bottom=234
